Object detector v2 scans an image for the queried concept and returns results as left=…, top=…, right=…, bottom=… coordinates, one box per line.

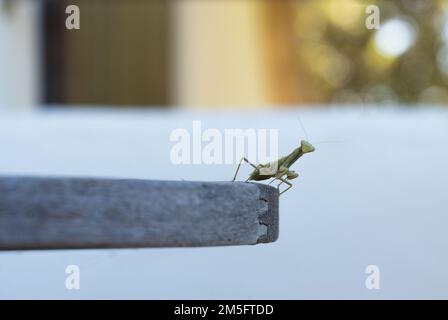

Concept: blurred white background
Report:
left=0, top=107, right=447, bottom=299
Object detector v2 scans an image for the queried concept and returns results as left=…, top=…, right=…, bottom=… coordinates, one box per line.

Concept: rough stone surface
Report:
left=0, top=176, right=279, bottom=250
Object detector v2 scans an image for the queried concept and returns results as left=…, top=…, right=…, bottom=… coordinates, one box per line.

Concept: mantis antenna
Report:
left=298, top=115, right=346, bottom=145
left=298, top=116, right=309, bottom=141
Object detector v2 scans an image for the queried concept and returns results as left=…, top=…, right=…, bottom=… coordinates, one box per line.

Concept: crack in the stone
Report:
left=255, top=192, right=271, bottom=244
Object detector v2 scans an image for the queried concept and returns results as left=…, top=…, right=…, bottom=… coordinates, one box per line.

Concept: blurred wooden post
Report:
left=44, top=0, right=170, bottom=106
left=171, top=0, right=300, bottom=107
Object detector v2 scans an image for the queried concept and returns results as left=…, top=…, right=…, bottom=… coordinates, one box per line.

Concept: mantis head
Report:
left=300, top=140, right=315, bottom=153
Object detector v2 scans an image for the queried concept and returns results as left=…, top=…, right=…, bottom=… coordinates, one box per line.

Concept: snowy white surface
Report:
left=0, top=106, right=447, bottom=299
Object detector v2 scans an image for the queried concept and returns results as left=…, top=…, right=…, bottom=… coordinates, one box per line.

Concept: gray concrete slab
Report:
left=0, top=177, right=279, bottom=250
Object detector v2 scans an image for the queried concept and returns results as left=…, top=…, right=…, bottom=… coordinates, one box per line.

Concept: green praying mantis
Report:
left=232, top=140, right=315, bottom=195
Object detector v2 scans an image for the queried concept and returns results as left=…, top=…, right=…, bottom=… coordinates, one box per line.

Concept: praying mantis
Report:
left=232, top=140, right=315, bottom=195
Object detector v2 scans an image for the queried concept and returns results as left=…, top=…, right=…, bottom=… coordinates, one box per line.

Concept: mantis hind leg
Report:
left=232, top=157, right=257, bottom=182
